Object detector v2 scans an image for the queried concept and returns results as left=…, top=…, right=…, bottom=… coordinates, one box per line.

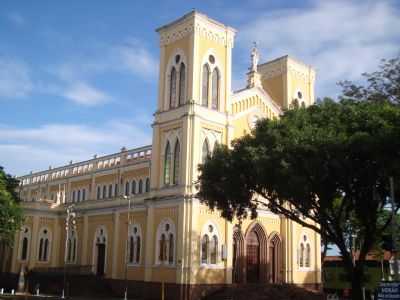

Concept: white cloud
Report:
left=63, top=82, right=110, bottom=106
left=0, top=120, right=152, bottom=176
left=237, top=0, right=400, bottom=97
left=0, top=58, right=33, bottom=98
left=6, top=12, right=26, bottom=27
left=115, top=40, right=159, bottom=79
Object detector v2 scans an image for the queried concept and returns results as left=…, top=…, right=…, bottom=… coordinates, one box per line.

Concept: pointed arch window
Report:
left=131, top=180, right=136, bottom=195
left=156, top=220, right=176, bottom=265
left=173, top=140, right=180, bottom=185
left=202, top=139, right=210, bottom=163
left=299, top=234, right=311, bottom=269
left=145, top=178, right=150, bottom=192
left=19, top=227, right=30, bottom=261
left=200, top=223, right=219, bottom=265
left=305, top=244, right=311, bottom=267
left=169, top=67, right=177, bottom=108
left=38, top=228, right=51, bottom=262
left=164, top=142, right=172, bottom=185
left=125, top=182, right=130, bottom=196
left=211, top=68, right=220, bottom=110
left=128, top=224, right=141, bottom=265
left=202, top=64, right=210, bottom=107
left=138, top=179, right=143, bottom=194
left=178, top=63, right=186, bottom=106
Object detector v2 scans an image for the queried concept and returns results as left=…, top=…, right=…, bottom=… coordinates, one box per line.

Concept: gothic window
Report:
left=306, top=244, right=311, bottom=267
left=211, top=68, right=220, bottom=110
left=202, top=139, right=210, bottom=163
left=67, top=230, right=77, bottom=263
left=128, top=224, right=141, bottom=265
left=178, top=63, right=186, bottom=106
left=114, top=183, right=118, bottom=197
left=156, top=219, right=176, bottom=265
left=200, top=223, right=219, bottom=265
left=38, top=228, right=51, bottom=262
left=97, top=186, right=101, bottom=200
left=169, top=67, right=177, bottom=108
left=299, top=234, right=311, bottom=268
left=202, top=64, right=210, bottom=107
left=138, top=179, right=143, bottom=194
left=131, top=180, right=136, bottom=194
left=102, top=185, right=107, bottom=199
left=164, top=142, right=172, bottom=185
left=145, top=178, right=150, bottom=193
left=201, top=235, right=209, bottom=264
left=125, top=182, right=130, bottom=196
left=19, top=226, right=30, bottom=261
left=173, top=140, right=180, bottom=185
left=108, top=184, right=113, bottom=198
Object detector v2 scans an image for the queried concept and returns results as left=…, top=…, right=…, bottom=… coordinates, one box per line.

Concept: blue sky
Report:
left=1, top=0, right=400, bottom=176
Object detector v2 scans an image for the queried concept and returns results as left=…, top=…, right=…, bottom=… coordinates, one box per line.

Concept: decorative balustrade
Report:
left=19, top=145, right=152, bottom=186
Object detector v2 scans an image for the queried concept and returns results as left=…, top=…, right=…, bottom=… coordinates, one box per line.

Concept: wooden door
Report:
left=96, top=244, right=105, bottom=276
left=246, top=230, right=260, bottom=282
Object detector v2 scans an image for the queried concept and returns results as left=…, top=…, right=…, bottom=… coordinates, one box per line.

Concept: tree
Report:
left=0, top=166, right=23, bottom=245
left=197, top=98, right=400, bottom=300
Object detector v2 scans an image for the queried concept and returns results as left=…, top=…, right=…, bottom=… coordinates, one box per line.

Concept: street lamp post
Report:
left=123, top=195, right=132, bottom=300
left=62, top=204, right=76, bottom=299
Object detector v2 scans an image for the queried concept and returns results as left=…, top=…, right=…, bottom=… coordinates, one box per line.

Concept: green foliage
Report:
left=197, top=57, right=400, bottom=299
left=0, top=166, right=23, bottom=245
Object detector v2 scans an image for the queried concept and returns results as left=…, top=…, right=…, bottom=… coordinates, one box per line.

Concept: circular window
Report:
left=175, top=55, right=180, bottom=64
left=209, top=55, right=215, bottom=64
left=44, top=229, right=47, bottom=234
left=24, top=228, right=28, bottom=233
left=303, top=235, right=307, bottom=242
left=133, top=227, right=138, bottom=234
left=297, top=91, right=303, bottom=99
left=208, top=225, right=214, bottom=233
left=165, top=223, right=170, bottom=231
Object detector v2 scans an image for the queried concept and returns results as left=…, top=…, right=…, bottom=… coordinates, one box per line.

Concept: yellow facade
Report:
left=6, top=11, right=320, bottom=300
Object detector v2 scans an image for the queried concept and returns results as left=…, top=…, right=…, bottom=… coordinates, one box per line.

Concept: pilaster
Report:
left=111, top=211, right=120, bottom=278
left=144, top=203, right=154, bottom=281
left=81, top=214, right=89, bottom=265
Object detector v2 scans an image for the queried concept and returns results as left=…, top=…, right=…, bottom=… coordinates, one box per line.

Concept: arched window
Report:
left=125, top=182, right=130, bottom=196
left=77, top=190, right=81, bottom=202
left=114, top=183, right=118, bottom=196
left=102, top=185, right=107, bottom=199
left=164, top=142, right=172, bottom=185
left=145, top=178, right=150, bottom=192
left=299, top=234, right=311, bottom=268
left=67, top=230, right=77, bottom=263
left=202, top=139, right=210, bottom=163
left=211, top=68, right=220, bottom=110
left=156, top=219, right=176, bottom=265
left=202, top=64, right=209, bottom=107
left=128, top=224, right=142, bottom=265
left=173, top=140, right=180, bottom=185
left=131, top=180, right=136, bottom=194
left=82, top=189, right=86, bottom=201
left=72, top=190, right=76, bottom=202
left=305, top=244, right=311, bottom=267
left=169, top=67, right=177, bottom=108
left=178, top=63, right=186, bottom=106
left=108, top=184, right=113, bottom=198
left=38, top=228, right=51, bottom=262
left=200, top=222, right=219, bottom=265
left=201, top=235, right=209, bottom=264
left=19, top=226, right=30, bottom=261
left=138, top=179, right=143, bottom=194
left=97, top=186, right=101, bottom=200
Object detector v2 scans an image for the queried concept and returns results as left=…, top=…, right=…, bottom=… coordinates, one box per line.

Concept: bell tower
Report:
left=150, top=11, right=236, bottom=196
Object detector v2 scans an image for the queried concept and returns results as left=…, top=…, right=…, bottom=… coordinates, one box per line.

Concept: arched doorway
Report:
left=94, top=227, right=107, bottom=276
left=232, top=227, right=244, bottom=283
left=269, top=234, right=282, bottom=283
left=246, top=230, right=260, bottom=282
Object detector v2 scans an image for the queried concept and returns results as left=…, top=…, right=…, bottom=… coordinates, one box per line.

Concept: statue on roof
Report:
left=250, top=42, right=259, bottom=72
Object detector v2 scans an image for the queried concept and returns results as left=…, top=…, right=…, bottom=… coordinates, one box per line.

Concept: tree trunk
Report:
left=351, top=264, right=364, bottom=300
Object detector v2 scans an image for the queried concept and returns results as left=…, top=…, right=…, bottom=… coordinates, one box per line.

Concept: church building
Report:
left=1, top=11, right=320, bottom=300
